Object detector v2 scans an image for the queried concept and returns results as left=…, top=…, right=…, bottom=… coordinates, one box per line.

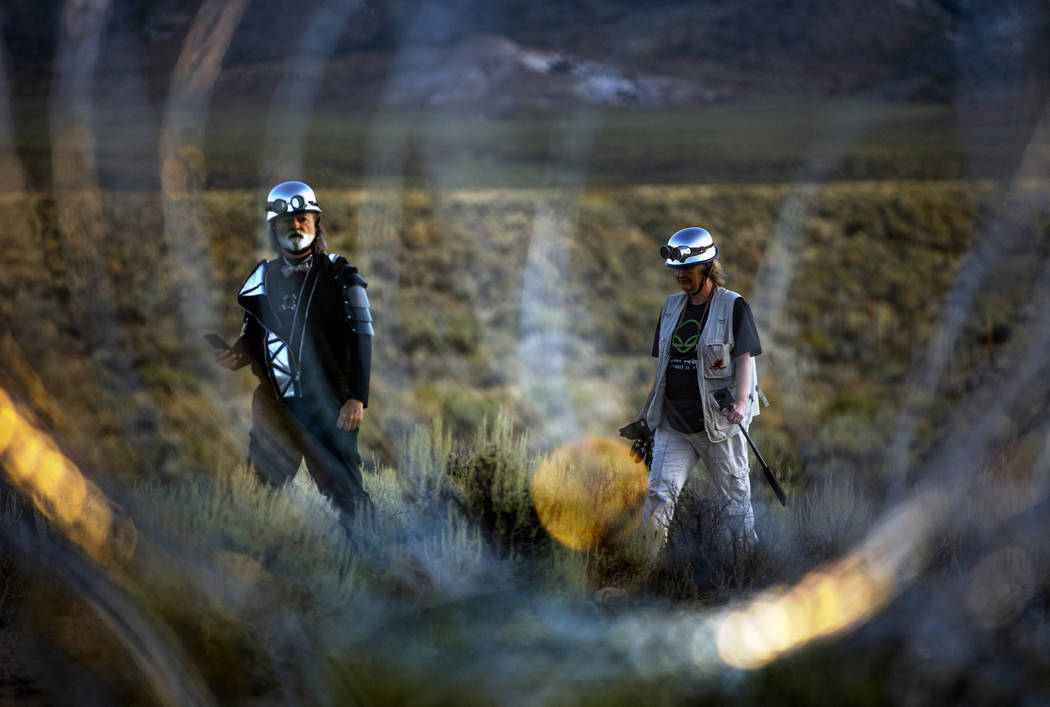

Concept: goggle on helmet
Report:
left=265, top=181, right=322, bottom=222
left=661, top=227, right=718, bottom=266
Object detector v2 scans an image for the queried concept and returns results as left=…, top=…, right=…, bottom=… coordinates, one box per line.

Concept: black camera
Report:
left=712, top=386, right=734, bottom=412
left=618, top=419, right=651, bottom=441
left=619, top=419, right=654, bottom=467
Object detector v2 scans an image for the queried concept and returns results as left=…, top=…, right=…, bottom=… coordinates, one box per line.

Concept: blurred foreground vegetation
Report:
left=2, top=412, right=1048, bottom=704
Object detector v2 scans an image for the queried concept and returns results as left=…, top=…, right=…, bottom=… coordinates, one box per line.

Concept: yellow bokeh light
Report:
left=0, top=388, right=135, bottom=565
left=717, top=552, right=899, bottom=670
left=719, top=556, right=889, bottom=668
left=0, top=404, right=17, bottom=450
left=714, top=490, right=949, bottom=671
left=751, top=599, right=793, bottom=654
left=531, top=437, right=648, bottom=551
left=717, top=609, right=772, bottom=670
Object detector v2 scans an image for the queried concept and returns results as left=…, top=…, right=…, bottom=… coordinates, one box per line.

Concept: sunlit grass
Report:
left=2, top=180, right=1045, bottom=481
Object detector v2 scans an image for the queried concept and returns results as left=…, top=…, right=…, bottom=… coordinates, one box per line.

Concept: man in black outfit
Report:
left=216, top=181, right=374, bottom=526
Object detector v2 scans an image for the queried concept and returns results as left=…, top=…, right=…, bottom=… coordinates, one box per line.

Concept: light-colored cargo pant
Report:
left=643, top=420, right=758, bottom=552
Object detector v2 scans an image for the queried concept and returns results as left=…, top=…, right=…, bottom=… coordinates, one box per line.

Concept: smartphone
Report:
left=711, top=387, right=734, bottom=412
left=204, top=333, right=231, bottom=351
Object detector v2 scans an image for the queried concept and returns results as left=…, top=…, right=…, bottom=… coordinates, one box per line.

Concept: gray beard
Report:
left=280, top=230, right=314, bottom=256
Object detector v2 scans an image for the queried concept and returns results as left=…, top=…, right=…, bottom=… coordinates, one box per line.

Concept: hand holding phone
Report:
left=204, top=333, right=231, bottom=351
left=207, top=334, right=245, bottom=371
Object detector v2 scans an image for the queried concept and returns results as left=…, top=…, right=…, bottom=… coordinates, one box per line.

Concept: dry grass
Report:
left=4, top=180, right=1034, bottom=479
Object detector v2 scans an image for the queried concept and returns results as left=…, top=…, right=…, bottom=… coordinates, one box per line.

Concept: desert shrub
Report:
left=447, top=413, right=552, bottom=563
left=581, top=534, right=656, bottom=596
left=651, top=483, right=765, bottom=600
left=786, top=474, right=876, bottom=563
left=400, top=298, right=481, bottom=358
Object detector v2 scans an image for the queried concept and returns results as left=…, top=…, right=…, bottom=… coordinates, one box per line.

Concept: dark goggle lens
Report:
left=267, top=194, right=314, bottom=215
left=661, top=244, right=707, bottom=261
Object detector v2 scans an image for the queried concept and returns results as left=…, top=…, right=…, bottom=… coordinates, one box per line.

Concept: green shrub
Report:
left=447, top=413, right=551, bottom=563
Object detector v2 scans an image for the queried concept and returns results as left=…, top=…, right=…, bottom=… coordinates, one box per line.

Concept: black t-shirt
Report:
left=651, top=296, right=762, bottom=433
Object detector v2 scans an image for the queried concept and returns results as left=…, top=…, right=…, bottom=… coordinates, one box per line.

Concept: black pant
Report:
left=248, top=389, right=372, bottom=521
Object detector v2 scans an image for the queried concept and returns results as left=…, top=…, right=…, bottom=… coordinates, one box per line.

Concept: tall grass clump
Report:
left=447, top=412, right=549, bottom=561
left=653, top=483, right=773, bottom=601
left=116, top=468, right=366, bottom=699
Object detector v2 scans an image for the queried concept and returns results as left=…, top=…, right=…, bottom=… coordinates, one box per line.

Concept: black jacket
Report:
left=234, top=253, right=371, bottom=414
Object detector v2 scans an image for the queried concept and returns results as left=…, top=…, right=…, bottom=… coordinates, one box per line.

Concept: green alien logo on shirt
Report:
left=672, top=319, right=703, bottom=355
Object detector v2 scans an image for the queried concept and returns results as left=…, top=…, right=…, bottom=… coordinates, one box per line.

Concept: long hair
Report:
left=269, top=214, right=328, bottom=258
left=708, top=259, right=726, bottom=287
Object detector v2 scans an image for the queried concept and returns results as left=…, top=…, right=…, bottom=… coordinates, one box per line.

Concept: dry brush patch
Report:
left=2, top=181, right=1028, bottom=481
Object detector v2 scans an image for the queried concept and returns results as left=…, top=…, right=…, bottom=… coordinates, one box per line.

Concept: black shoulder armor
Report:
left=326, top=253, right=372, bottom=335
left=328, top=254, right=361, bottom=283
left=343, top=277, right=373, bottom=336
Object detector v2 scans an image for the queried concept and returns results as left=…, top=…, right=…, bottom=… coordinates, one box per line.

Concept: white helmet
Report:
left=265, top=181, right=322, bottom=222
left=661, top=227, right=717, bottom=266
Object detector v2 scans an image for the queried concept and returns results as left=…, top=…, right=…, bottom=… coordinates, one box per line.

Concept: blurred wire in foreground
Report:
left=0, top=386, right=220, bottom=705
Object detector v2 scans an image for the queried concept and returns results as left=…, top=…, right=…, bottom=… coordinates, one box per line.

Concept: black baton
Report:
left=713, top=387, right=788, bottom=507
left=735, top=422, right=787, bottom=507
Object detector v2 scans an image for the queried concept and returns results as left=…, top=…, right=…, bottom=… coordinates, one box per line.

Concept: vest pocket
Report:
left=702, top=343, right=733, bottom=379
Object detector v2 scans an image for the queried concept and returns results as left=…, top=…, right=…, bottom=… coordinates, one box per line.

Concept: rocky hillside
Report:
left=3, top=0, right=1048, bottom=108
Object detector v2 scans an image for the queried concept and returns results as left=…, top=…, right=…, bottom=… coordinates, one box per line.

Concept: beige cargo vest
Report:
left=645, top=286, right=760, bottom=442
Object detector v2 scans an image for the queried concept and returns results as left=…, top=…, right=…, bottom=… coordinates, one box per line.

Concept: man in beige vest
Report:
left=638, top=227, right=763, bottom=555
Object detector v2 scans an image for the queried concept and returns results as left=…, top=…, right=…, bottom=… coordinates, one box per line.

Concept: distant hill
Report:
left=3, top=0, right=1048, bottom=108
